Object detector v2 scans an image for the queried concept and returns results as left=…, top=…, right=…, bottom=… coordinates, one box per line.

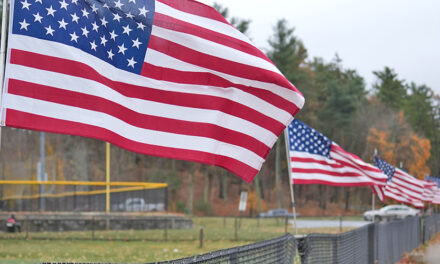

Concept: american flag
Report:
left=374, top=157, right=425, bottom=208
left=286, top=119, right=387, bottom=187
left=0, top=0, right=304, bottom=182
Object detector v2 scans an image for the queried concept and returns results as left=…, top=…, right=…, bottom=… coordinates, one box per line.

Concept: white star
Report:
left=126, top=12, right=134, bottom=19
left=71, top=13, right=79, bottom=23
left=136, top=22, right=145, bottom=30
left=103, top=3, right=110, bottom=9
left=71, top=0, right=78, bottom=4
left=21, top=0, right=31, bottom=10
left=19, top=19, right=30, bottom=30
left=132, top=38, right=141, bottom=49
left=90, top=40, right=97, bottom=51
left=33, top=12, right=43, bottom=23
left=109, top=30, right=118, bottom=40
left=113, top=13, right=122, bottom=22
left=45, top=25, right=55, bottom=36
left=107, top=49, right=114, bottom=60
left=138, top=6, right=148, bottom=17
left=91, top=4, right=98, bottom=13
left=35, top=0, right=42, bottom=4
left=122, top=25, right=132, bottom=35
left=100, top=35, right=108, bottom=46
left=118, top=43, right=127, bottom=54
left=114, top=0, right=123, bottom=9
left=58, top=18, right=68, bottom=29
left=127, top=57, right=137, bottom=68
left=81, top=26, right=89, bottom=37
left=59, top=0, right=68, bottom=10
left=91, top=22, right=99, bottom=32
left=100, top=17, right=108, bottom=27
left=128, top=0, right=135, bottom=3
left=70, top=32, right=79, bottom=42
left=82, top=8, right=89, bottom=18
left=46, top=5, right=56, bottom=17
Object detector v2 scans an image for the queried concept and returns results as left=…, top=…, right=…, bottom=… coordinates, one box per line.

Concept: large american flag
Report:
left=286, top=119, right=387, bottom=187
left=0, top=0, right=304, bottom=182
left=374, top=157, right=425, bottom=208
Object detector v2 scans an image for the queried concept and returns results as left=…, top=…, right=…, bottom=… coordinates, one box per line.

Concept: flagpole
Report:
left=284, top=127, right=298, bottom=236
left=106, top=142, right=110, bottom=213
left=0, top=0, right=9, bottom=149
left=372, top=149, right=378, bottom=210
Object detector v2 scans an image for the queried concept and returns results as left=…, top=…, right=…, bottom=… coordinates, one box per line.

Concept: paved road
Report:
left=290, top=219, right=370, bottom=228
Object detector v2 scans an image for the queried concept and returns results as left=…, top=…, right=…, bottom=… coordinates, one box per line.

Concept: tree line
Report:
left=0, top=4, right=438, bottom=216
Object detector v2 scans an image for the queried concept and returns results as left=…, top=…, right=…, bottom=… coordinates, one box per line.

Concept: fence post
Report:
left=367, top=223, right=375, bottom=264
left=164, top=218, right=168, bottom=241
left=91, top=217, right=95, bottom=240
left=332, top=237, right=338, bottom=264
left=339, top=216, right=342, bottom=233
left=234, top=217, right=238, bottom=241
left=25, top=216, right=29, bottom=240
left=284, top=216, right=288, bottom=234
left=199, top=227, right=204, bottom=248
left=223, top=216, right=226, bottom=228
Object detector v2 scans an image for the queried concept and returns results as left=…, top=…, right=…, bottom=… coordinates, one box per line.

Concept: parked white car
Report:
left=363, top=205, right=420, bottom=222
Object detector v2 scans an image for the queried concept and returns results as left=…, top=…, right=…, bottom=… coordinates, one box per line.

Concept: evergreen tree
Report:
left=373, top=67, right=407, bottom=109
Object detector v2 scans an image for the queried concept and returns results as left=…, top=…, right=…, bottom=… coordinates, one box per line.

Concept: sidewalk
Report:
left=424, top=243, right=440, bottom=264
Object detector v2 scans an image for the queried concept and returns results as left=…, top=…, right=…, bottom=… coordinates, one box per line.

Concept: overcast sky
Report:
left=197, top=0, right=440, bottom=94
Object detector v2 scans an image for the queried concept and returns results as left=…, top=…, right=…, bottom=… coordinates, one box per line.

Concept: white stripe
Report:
left=291, top=160, right=365, bottom=175
left=156, top=1, right=252, bottom=47
left=151, top=25, right=282, bottom=76
left=145, top=49, right=304, bottom=110
left=331, top=152, right=387, bottom=183
left=8, top=64, right=276, bottom=148
left=9, top=35, right=292, bottom=130
left=291, top=172, right=372, bottom=184
left=4, top=94, right=264, bottom=169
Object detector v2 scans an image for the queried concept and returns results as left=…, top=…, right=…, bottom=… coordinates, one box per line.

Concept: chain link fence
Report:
left=0, top=186, right=167, bottom=212
left=298, top=215, right=434, bottom=264
left=423, top=213, right=440, bottom=243
left=375, top=216, right=421, bottom=264
left=152, top=233, right=296, bottom=264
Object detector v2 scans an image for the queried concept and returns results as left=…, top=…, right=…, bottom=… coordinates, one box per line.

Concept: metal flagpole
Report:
left=284, top=127, right=298, bottom=235
left=106, top=142, right=110, bottom=213
left=0, top=0, right=9, bottom=149
left=372, top=149, right=378, bottom=210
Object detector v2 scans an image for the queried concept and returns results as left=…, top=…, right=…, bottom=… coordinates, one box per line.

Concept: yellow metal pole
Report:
left=106, top=142, right=110, bottom=213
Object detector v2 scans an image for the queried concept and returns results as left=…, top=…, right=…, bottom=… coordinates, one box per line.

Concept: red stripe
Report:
left=140, top=62, right=299, bottom=114
left=147, top=35, right=298, bottom=91
left=10, top=49, right=283, bottom=135
left=157, top=0, right=229, bottom=24
left=394, top=171, right=424, bottom=188
left=5, top=109, right=258, bottom=182
left=8, top=78, right=271, bottom=158
left=153, top=13, right=272, bottom=63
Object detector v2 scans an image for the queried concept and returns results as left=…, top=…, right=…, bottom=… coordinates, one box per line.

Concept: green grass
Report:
left=0, top=217, right=355, bottom=263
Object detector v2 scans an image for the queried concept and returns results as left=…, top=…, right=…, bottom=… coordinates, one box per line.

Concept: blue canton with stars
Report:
left=287, top=119, right=332, bottom=159
left=13, top=0, right=155, bottom=74
left=374, top=156, right=395, bottom=182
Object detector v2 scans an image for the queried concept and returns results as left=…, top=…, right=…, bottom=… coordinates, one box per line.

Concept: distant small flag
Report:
left=0, top=0, right=304, bottom=182
left=374, top=157, right=424, bottom=208
left=286, top=119, right=386, bottom=187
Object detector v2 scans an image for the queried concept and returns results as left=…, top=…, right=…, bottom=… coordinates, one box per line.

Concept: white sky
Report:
left=197, top=0, right=440, bottom=93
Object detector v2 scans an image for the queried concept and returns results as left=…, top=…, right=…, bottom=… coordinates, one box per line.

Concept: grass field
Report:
left=0, top=217, right=357, bottom=263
